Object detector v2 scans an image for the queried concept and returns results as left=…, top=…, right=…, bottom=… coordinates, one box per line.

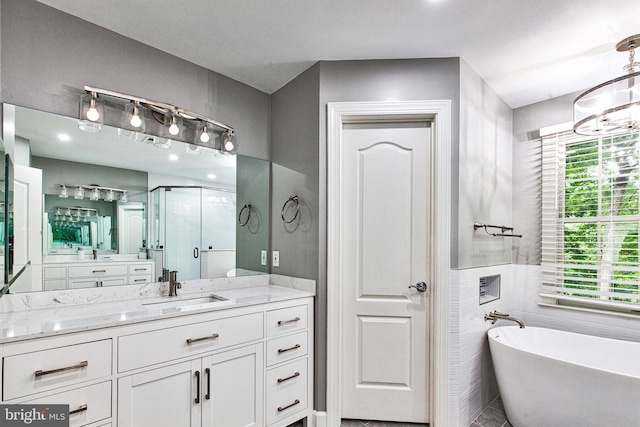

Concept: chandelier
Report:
left=573, top=34, right=640, bottom=135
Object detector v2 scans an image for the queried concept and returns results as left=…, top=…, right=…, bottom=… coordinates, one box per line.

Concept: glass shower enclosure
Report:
left=149, top=186, right=236, bottom=280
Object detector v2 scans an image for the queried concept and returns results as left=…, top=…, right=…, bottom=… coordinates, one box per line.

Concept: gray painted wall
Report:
left=236, top=155, right=271, bottom=273
left=511, top=91, right=579, bottom=265
left=458, top=60, right=513, bottom=268
left=0, top=0, right=271, bottom=160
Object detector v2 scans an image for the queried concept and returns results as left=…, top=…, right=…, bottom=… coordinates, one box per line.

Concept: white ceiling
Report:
left=36, top=0, right=639, bottom=108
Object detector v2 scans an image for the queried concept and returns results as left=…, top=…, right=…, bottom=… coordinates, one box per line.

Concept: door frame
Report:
left=326, top=100, right=451, bottom=427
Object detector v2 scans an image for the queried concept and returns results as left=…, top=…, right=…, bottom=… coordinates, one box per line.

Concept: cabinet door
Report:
left=201, top=344, right=263, bottom=427
left=118, top=359, right=201, bottom=427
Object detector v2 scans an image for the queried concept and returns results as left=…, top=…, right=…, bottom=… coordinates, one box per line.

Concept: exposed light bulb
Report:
left=225, top=139, right=234, bottom=151
left=200, top=126, right=210, bottom=143
left=168, top=116, right=180, bottom=135
left=86, top=104, right=100, bottom=122
left=130, top=111, right=142, bottom=128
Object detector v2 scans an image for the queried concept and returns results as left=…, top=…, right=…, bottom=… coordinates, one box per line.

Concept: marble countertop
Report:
left=43, top=255, right=153, bottom=264
left=0, top=274, right=315, bottom=344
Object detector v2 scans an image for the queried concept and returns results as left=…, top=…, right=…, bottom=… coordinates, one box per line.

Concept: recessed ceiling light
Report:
left=169, top=154, right=178, bottom=161
left=57, top=133, right=71, bottom=141
left=207, top=174, right=217, bottom=179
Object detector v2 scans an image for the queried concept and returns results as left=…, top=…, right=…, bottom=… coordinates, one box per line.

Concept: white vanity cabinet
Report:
left=264, top=304, right=312, bottom=426
left=0, top=292, right=313, bottom=427
left=119, top=344, right=264, bottom=427
left=43, top=261, right=155, bottom=290
left=1, top=334, right=115, bottom=427
left=117, top=311, right=266, bottom=427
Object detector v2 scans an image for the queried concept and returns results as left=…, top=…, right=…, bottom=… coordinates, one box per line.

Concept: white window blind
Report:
left=541, top=129, right=640, bottom=313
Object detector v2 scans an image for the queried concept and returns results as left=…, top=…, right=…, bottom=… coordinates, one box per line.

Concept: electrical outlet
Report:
left=261, top=250, right=267, bottom=266
left=272, top=250, right=280, bottom=267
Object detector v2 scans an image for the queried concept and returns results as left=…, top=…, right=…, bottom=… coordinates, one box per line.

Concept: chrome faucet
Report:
left=159, top=268, right=170, bottom=283
left=169, top=270, right=181, bottom=297
left=484, top=310, right=525, bottom=328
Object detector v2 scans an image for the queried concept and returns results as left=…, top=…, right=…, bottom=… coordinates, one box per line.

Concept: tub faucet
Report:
left=169, top=270, right=181, bottom=297
left=484, top=310, right=525, bottom=328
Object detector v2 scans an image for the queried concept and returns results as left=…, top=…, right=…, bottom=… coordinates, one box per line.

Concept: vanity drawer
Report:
left=25, top=381, right=112, bottom=427
left=266, top=331, right=308, bottom=366
left=43, top=266, right=67, bottom=279
left=118, top=312, right=263, bottom=372
left=266, top=358, right=308, bottom=398
left=43, top=279, right=67, bottom=291
left=266, top=384, right=308, bottom=425
left=129, top=264, right=153, bottom=275
left=68, top=265, right=128, bottom=277
left=266, top=304, right=308, bottom=338
left=129, top=275, right=153, bottom=284
left=3, top=339, right=112, bottom=400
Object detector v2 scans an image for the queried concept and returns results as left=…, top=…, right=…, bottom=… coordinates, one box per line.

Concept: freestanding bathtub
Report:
left=487, top=326, right=640, bottom=427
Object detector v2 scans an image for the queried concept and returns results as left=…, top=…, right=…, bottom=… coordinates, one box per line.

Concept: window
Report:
left=541, top=128, right=640, bottom=313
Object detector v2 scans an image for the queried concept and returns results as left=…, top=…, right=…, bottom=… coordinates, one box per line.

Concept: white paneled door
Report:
left=341, top=121, right=430, bottom=423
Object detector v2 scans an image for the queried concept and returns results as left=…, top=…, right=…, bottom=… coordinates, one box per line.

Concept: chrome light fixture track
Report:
left=78, top=85, right=236, bottom=153
left=573, top=34, right=640, bottom=135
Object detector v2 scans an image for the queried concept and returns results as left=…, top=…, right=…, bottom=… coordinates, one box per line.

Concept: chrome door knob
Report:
left=408, top=282, right=427, bottom=292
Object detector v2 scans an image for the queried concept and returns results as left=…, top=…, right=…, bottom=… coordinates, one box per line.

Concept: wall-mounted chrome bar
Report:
left=474, top=221, right=522, bottom=238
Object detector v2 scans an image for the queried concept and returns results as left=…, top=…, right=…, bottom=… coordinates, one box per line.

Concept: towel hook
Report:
left=281, top=196, right=300, bottom=223
left=238, top=204, right=252, bottom=226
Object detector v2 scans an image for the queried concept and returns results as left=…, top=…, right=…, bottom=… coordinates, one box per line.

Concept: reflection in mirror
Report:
left=5, top=104, right=270, bottom=294
left=2, top=152, right=12, bottom=292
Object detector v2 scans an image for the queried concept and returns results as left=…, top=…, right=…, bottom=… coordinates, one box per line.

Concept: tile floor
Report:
left=469, top=396, right=512, bottom=427
left=287, top=395, right=512, bottom=427
left=341, top=420, right=427, bottom=427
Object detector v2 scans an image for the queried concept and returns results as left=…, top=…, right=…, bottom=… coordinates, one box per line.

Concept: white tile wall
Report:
left=450, top=264, right=513, bottom=427
left=457, top=264, right=640, bottom=427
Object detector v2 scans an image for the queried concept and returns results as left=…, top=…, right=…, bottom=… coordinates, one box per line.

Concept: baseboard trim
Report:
left=313, top=410, right=327, bottom=427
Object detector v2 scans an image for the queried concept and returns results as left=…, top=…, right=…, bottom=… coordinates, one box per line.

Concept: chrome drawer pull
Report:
left=134, top=279, right=147, bottom=282
left=134, top=268, right=146, bottom=271
left=278, top=344, right=301, bottom=354
left=92, top=270, right=106, bottom=273
left=277, top=371, right=300, bottom=383
left=69, top=405, right=88, bottom=415
left=186, top=333, right=219, bottom=344
left=35, top=360, right=88, bottom=377
left=277, top=399, right=300, bottom=412
left=278, top=317, right=301, bottom=326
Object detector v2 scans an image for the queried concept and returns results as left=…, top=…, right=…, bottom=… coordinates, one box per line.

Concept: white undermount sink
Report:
left=142, top=295, right=228, bottom=310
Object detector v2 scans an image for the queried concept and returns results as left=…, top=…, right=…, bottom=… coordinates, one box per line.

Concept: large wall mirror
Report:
left=2, top=104, right=270, bottom=294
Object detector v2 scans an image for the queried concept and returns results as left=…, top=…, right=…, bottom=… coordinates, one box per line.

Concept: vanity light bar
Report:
left=59, top=184, right=127, bottom=202
left=83, top=85, right=235, bottom=134
left=54, top=206, right=98, bottom=215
